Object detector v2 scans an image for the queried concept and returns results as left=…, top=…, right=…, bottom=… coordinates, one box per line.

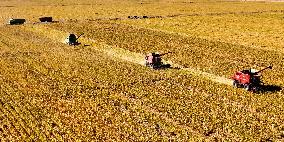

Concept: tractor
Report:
left=231, top=66, right=272, bottom=92
left=145, top=52, right=171, bottom=69
left=65, top=33, right=84, bottom=46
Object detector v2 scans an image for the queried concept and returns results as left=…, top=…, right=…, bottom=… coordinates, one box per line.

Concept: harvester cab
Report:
left=145, top=52, right=171, bottom=69
left=65, top=33, right=83, bottom=46
left=231, top=66, right=272, bottom=92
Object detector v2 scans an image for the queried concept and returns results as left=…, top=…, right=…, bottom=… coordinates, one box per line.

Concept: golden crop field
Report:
left=0, top=0, right=284, bottom=141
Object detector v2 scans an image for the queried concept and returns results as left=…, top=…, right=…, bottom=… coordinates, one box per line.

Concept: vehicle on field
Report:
left=39, top=17, right=53, bottom=22
left=231, top=66, right=272, bottom=92
left=8, top=18, right=26, bottom=25
left=145, top=52, right=171, bottom=69
left=65, top=33, right=83, bottom=46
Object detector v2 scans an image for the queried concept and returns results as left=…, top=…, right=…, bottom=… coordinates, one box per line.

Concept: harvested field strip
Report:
left=43, top=21, right=284, bottom=86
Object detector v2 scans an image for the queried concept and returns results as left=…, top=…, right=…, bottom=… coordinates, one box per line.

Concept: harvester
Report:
left=145, top=52, right=171, bottom=69
left=65, top=33, right=84, bottom=46
left=231, top=66, right=272, bottom=92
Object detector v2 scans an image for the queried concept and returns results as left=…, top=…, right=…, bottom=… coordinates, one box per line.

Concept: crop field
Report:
left=120, top=12, right=284, bottom=50
left=0, top=0, right=284, bottom=141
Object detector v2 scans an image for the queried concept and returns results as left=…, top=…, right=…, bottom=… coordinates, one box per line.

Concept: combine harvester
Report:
left=145, top=52, right=171, bottom=69
left=231, top=66, right=272, bottom=92
left=65, top=33, right=84, bottom=46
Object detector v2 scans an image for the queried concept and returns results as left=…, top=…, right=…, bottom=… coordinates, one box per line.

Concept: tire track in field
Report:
left=23, top=26, right=233, bottom=86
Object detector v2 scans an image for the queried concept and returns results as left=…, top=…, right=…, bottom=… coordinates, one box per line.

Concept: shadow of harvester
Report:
left=257, top=85, right=282, bottom=94
left=153, top=64, right=181, bottom=70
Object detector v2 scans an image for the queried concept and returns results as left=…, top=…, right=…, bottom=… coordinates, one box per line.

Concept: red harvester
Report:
left=231, top=66, right=272, bottom=92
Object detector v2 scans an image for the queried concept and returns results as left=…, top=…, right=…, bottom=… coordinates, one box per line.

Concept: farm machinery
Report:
left=39, top=17, right=53, bottom=22
left=231, top=66, right=272, bottom=92
left=8, top=18, right=26, bottom=25
left=65, top=33, right=84, bottom=46
left=145, top=52, right=171, bottom=69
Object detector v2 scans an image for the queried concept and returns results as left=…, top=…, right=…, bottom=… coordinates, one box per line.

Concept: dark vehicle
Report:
left=39, top=17, right=53, bottom=22
left=65, top=33, right=84, bottom=46
left=8, top=18, right=26, bottom=25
